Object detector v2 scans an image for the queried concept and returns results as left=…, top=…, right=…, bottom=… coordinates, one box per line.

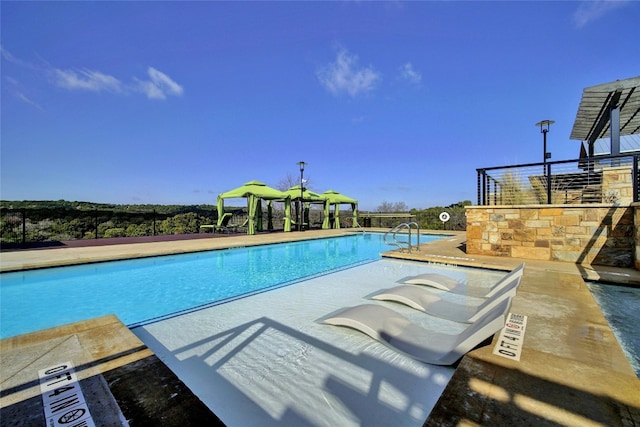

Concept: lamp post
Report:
left=297, top=161, right=306, bottom=231
left=535, top=120, right=554, bottom=174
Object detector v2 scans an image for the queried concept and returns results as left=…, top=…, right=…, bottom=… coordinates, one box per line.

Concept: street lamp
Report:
left=535, top=120, right=554, bottom=173
left=297, top=161, right=306, bottom=231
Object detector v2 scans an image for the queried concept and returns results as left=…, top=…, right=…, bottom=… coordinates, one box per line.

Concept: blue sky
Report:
left=2, top=1, right=639, bottom=211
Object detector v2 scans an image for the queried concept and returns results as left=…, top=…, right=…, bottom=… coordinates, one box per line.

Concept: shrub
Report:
left=104, top=228, right=126, bottom=238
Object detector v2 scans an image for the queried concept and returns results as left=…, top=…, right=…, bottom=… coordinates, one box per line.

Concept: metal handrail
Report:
left=384, top=223, right=410, bottom=252
left=384, top=222, right=420, bottom=253
left=408, top=221, right=420, bottom=251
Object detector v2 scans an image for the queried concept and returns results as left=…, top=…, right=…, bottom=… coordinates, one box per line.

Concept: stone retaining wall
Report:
left=602, top=165, right=634, bottom=205
left=465, top=204, right=638, bottom=268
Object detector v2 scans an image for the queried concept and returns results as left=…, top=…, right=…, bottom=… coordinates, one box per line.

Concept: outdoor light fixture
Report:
left=535, top=120, right=555, bottom=170
left=297, top=161, right=306, bottom=231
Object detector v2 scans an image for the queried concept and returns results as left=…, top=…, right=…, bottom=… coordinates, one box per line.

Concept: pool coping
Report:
left=1, top=229, right=639, bottom=425
left=380, top=231, right=640, bottom=424
left=0, top=315, right=224, bottom=426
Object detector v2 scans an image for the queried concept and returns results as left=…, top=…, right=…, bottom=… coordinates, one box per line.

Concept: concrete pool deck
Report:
left=1, top=229, right=639, bottom=426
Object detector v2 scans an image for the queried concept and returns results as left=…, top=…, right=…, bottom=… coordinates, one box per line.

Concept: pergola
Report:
left=283, top=185, right=328, bottom=229
left=570, top=76, right=640, bottom=158
left=217, top=180, right=291, bottom=234
left=321, top=190, right=358, bottom=229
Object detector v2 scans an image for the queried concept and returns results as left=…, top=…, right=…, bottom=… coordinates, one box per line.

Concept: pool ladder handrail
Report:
left=384, top=222, right=420, bottom=253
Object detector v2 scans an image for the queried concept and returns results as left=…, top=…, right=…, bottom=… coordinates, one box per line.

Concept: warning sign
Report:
left=39, top=361, right=96, bottom=427
left=492, top=312, right=528, bottom=361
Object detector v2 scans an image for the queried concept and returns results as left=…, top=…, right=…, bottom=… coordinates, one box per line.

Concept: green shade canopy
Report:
left=286, top=185, right=329, bottom=230
left=219, top=180, right=288, bottom=200
left=284, top=185, right=327, bottom=202
left=321, top=190, right=358, bottom=229
left=217, top=180, right=291, bottom=234
left=322, top=189, right=357, bottom=204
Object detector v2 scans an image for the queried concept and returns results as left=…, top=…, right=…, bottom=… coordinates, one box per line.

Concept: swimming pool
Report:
left=587, top=282, right=640, bottom=377
left=0, top=233, right=446, bottom=339
left=133, top=258, right=498, bottom=427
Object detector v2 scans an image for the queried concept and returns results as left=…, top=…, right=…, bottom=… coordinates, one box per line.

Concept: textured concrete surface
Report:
left=1, top=229, right=639, bottom=426
left=0, top=316, right=223, bottom=427
left=380, top=231, right=640, bottom=426
left=0, top=315, right=223, bottom=426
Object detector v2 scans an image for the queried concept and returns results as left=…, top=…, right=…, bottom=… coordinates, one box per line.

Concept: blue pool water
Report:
left=0, top=233, right=445, bottom=339
left=587, top=283, right=640, bottom=377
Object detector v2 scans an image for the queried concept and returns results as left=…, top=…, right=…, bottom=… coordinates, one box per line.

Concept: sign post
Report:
left=439, top=212, right=450, bottom=230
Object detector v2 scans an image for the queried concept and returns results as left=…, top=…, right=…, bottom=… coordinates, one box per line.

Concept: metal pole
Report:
left=546, top=163, right=552, bottom=204
left=536, top=120, right=554, bottom=176
left=300, top=168, right=304, bottom=231
left=21, top=208, right=26, bottom=246
left=477, top=170, right=482, bottom=205
left=482, top=171, right=487, bottom=205
left=543, top=129, right=548, bottom=175
left=634, top=155, right=639, bottom=202
left=297, top=161, right=306, bottom=231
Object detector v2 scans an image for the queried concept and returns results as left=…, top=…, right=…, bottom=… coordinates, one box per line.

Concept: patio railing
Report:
left=0, top=206, right=357, bottom=248
left=0, top=208, right=215, bottom=247
left=477, top=154, right=640, bottom=206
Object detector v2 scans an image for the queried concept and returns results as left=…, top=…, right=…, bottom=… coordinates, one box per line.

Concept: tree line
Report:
left=0, top=201, right=223, bottom=244
left=375, top=200, right=471, bottom=231
left=1, top=199, right=471, bottom=245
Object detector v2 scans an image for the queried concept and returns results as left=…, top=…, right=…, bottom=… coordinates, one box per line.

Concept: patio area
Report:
left=1, top=229, right=639, bottom=426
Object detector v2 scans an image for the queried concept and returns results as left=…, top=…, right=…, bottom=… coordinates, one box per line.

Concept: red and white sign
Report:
left=493, top=312, right=528, bottom=361
left=39, top=361, right=96, bottom=427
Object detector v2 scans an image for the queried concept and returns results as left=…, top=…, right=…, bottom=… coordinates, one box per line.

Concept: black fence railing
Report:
left=358, top=213, right=416, bottom=228
left=0, top=206, right=359, bottom=248
left=477, top=154, right=640, bottom=206
left=357, top=211, right=466, bottom=231
left=0, top=208, right=217, bottom=247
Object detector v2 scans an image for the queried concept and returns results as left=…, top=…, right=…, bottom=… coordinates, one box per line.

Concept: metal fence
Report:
left=0, top=207, right=217, bottom=247
left=477, top=154, right=640, bottom=206
left=0, top=205, right=358, bottom=248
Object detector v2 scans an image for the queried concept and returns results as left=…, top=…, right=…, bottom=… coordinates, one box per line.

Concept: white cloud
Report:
left=136, top=67, right=184, bottom=99
left=53, top=68, right=123, bottom=93
left=1, top=45, right=37, bottom=70
left=4, top=76, right=44, bottom=110
left=136, top=80, right=164, bottom=100
left=3, top=48, right=183, bottom=103
left=317, top=48, right=381, bottom=97
left=16, top=92, right=44, bottom=111
left=573, top=0, right=629, bottom=28
left=51, top=66, right=183, bottom=100
left=399, top=62, right=422, bottom=85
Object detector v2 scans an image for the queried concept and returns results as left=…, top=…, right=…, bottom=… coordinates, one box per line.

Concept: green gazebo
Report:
left=321, top=190, right=358, bottom=229
left=283, top=185, right=328, bottom=229
left=217, top=180, right=291, bottom=234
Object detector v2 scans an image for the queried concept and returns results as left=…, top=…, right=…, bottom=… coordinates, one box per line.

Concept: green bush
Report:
left=126, top=223, right=152, bottom=237
left=104, top=228, right=126, bottom=238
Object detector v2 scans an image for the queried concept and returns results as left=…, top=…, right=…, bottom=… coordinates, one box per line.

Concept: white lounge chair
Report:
left=371, top=265, right=522, bottom=323
left=323, top=298, right=512, bottom=365
left=402, top=263, right=525, bottom=298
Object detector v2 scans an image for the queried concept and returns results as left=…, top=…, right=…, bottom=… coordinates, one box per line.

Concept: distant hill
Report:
left=0, top=200, right=250, bottom=245
left=0, top=200, right=227, bottom=214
